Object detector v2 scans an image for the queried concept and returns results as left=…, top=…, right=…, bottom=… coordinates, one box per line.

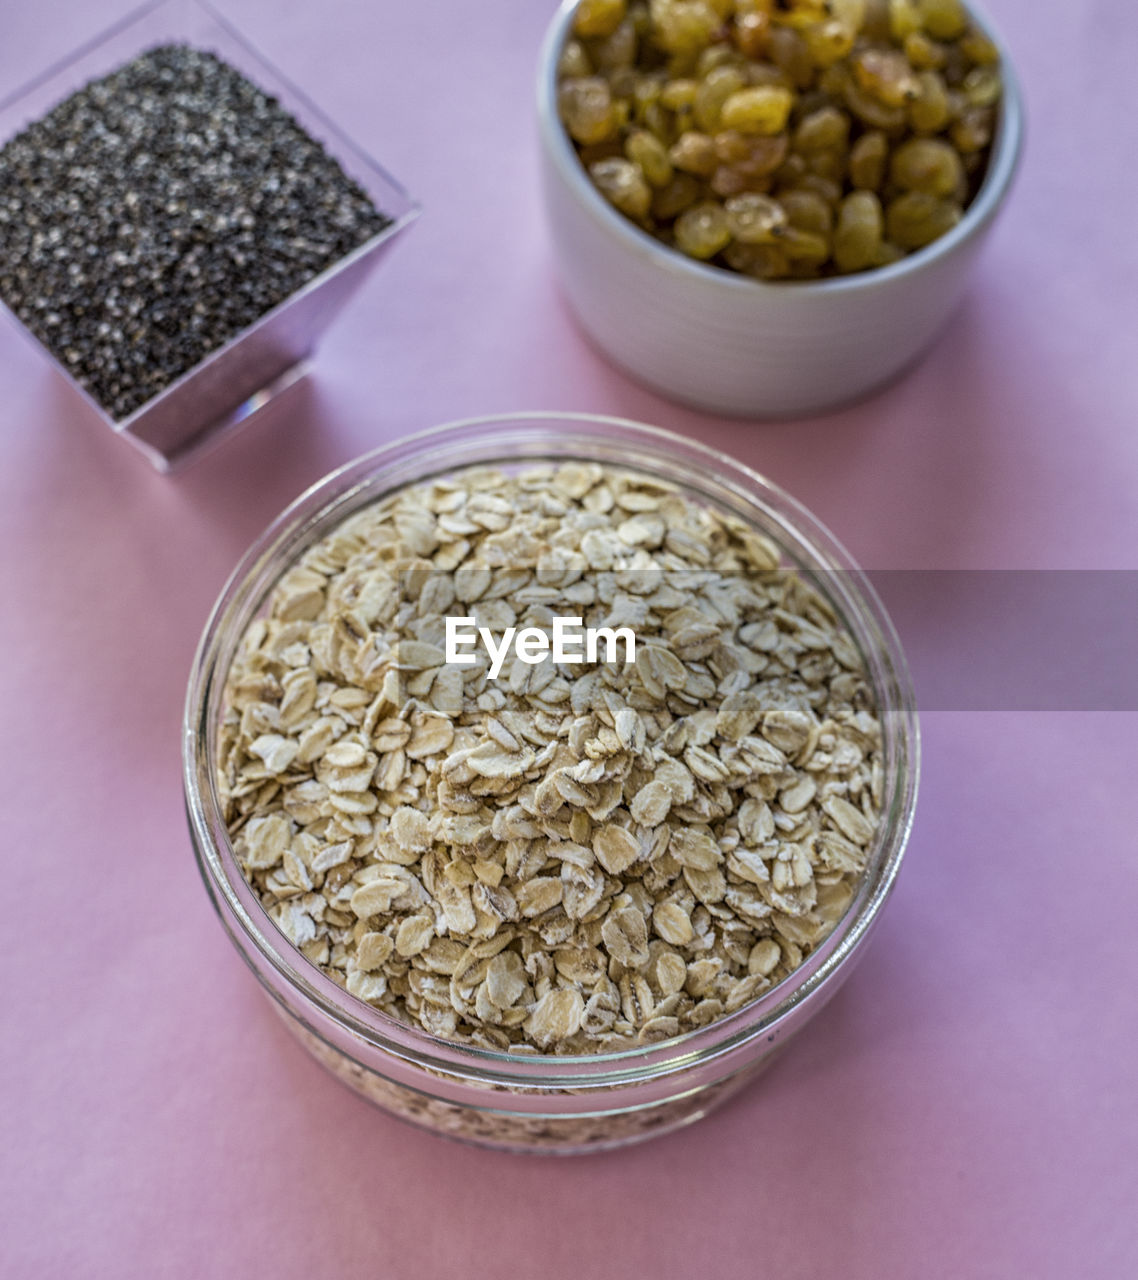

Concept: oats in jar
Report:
left=218, top=462, right=884, bottom=1054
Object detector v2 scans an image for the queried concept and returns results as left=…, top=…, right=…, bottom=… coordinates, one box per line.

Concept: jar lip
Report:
left=184, top=412, right=920, bottom=1087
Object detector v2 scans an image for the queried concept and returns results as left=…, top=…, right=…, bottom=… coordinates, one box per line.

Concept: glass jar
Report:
left=184, top=413, right=920, bottom=1153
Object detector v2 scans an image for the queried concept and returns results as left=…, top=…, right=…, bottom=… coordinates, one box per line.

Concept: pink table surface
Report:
left=2, top=2, right=1136, bottom=1276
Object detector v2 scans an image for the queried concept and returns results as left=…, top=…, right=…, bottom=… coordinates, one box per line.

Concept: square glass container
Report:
left=0, top=0, right=418, bottom=470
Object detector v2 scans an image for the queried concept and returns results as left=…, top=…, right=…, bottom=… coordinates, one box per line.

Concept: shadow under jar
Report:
left=184, top=414, right=920, bottom=1153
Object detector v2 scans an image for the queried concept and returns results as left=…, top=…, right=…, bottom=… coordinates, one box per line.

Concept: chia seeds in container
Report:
left=0, top=44, right=392, bottom=421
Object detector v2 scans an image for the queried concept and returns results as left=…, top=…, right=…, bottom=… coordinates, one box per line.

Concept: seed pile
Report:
left=558, top=0, right=1002, bottom=278
left=0, top=44, right=391, bottom=419
left=219, top=463, right=884, bottom=1055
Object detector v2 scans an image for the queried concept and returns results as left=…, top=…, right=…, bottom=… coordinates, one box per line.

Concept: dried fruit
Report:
left=589, top=157, right=654, bottom=220
left=558, top=0, right=1002, bottom=278
left=890, top=137, right=964, bottom=196
left=573, top=0, right=629, bottom=39
left=559, top=75, right=617, bottom=144
left=886, top=190, right=962, bottom=248
left=833, top=190, right=885, bottom=272
left=674, top=201, right=732, bottom=258
left=625, top=129, right=674, bottom=186
left=719, top=86, right=794, bottom=135
left=724, top=192, right=788, bottom=243
left=849, top=129, right=890, bottom=190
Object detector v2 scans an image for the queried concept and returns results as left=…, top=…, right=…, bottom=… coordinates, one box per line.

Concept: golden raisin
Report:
left=834, top=190, right=885, bottom=271
left=694, top=66, right=747, bottom=132
left=720, top=86, right=795, bottom=134
left=651, top=172, right=702, bottom=218
left=573, top=0, right=628, bottom=39
left=652, top=0, right=722, bottom=58
left=733, top=11, right=771, bottom=59
left=910, top=69, right=950, bottom=133
left=886, top=191, right=962, bottom=248
left=849, top=130, right=890, bottom=190
left=843, top=74, right=909, bottom=131
left=724, top=192, right=788, bottom=242
left=950, top=106, right=993, bottom=153
left=589, top=157, right=653, bottom=220
left=660, top=78, right=700, bottom=110
left=852, top=48, right=920, bottom=107
left=780, top=189, right=834, bottom=235
left=963, top=65, right=1002, bottom=108
left=559, top=77, right=617, bottom=145
left=794, top=106, right=850, bottom=152
left=767, top=27, right=815, bottom=89
left=776, top=226, right=831, bottom=266
left=626, top=129, right=674, bottom=186
left=890, top=137, right=964, bottom=196
left=724, top=240, right=791, bottom=279
left=959, top=27, right=1000, bottom=65
left=903, top=31, right=946, bottom=70
left=674, top=200, right=732, bottom=258
left=919, top=0, right=968, bottom=41
left=669, top=130, right=718, bottom=176
left=594, top=19, right=639, bottom=71
left=558, top=39, right=593, bottom=79
left=889, top=0, right=922, bottom=40
left=802, top=19, right=857, bottom=68
left=793, top=172, right=843, bottom=205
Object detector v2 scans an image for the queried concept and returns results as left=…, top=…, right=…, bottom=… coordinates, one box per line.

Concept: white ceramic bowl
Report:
left=537, top=0, right=1024, bottom=418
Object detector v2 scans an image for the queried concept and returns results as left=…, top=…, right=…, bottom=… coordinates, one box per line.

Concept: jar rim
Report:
left=184, top=412, right=920, bottom=1089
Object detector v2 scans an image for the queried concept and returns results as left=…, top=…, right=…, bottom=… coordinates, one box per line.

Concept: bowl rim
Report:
left=184, top=412, right=921, bottom=1090
left=536, top=0, right=1025, bottom=296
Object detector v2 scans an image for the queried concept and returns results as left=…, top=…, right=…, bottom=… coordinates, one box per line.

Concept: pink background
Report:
left=1, top=1, right=1136, bottom=1276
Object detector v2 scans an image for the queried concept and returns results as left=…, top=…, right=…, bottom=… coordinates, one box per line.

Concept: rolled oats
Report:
left=219, top=462, right=883, bottom=1055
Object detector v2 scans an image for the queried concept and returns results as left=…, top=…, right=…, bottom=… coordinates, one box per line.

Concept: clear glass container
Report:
left=184, top=414, right=920, bottom=1153
left=0, top=0, right=418, bottom=471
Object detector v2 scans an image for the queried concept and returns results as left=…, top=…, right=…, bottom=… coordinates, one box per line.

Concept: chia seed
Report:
left=0, top=44, right=392, bottom=420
